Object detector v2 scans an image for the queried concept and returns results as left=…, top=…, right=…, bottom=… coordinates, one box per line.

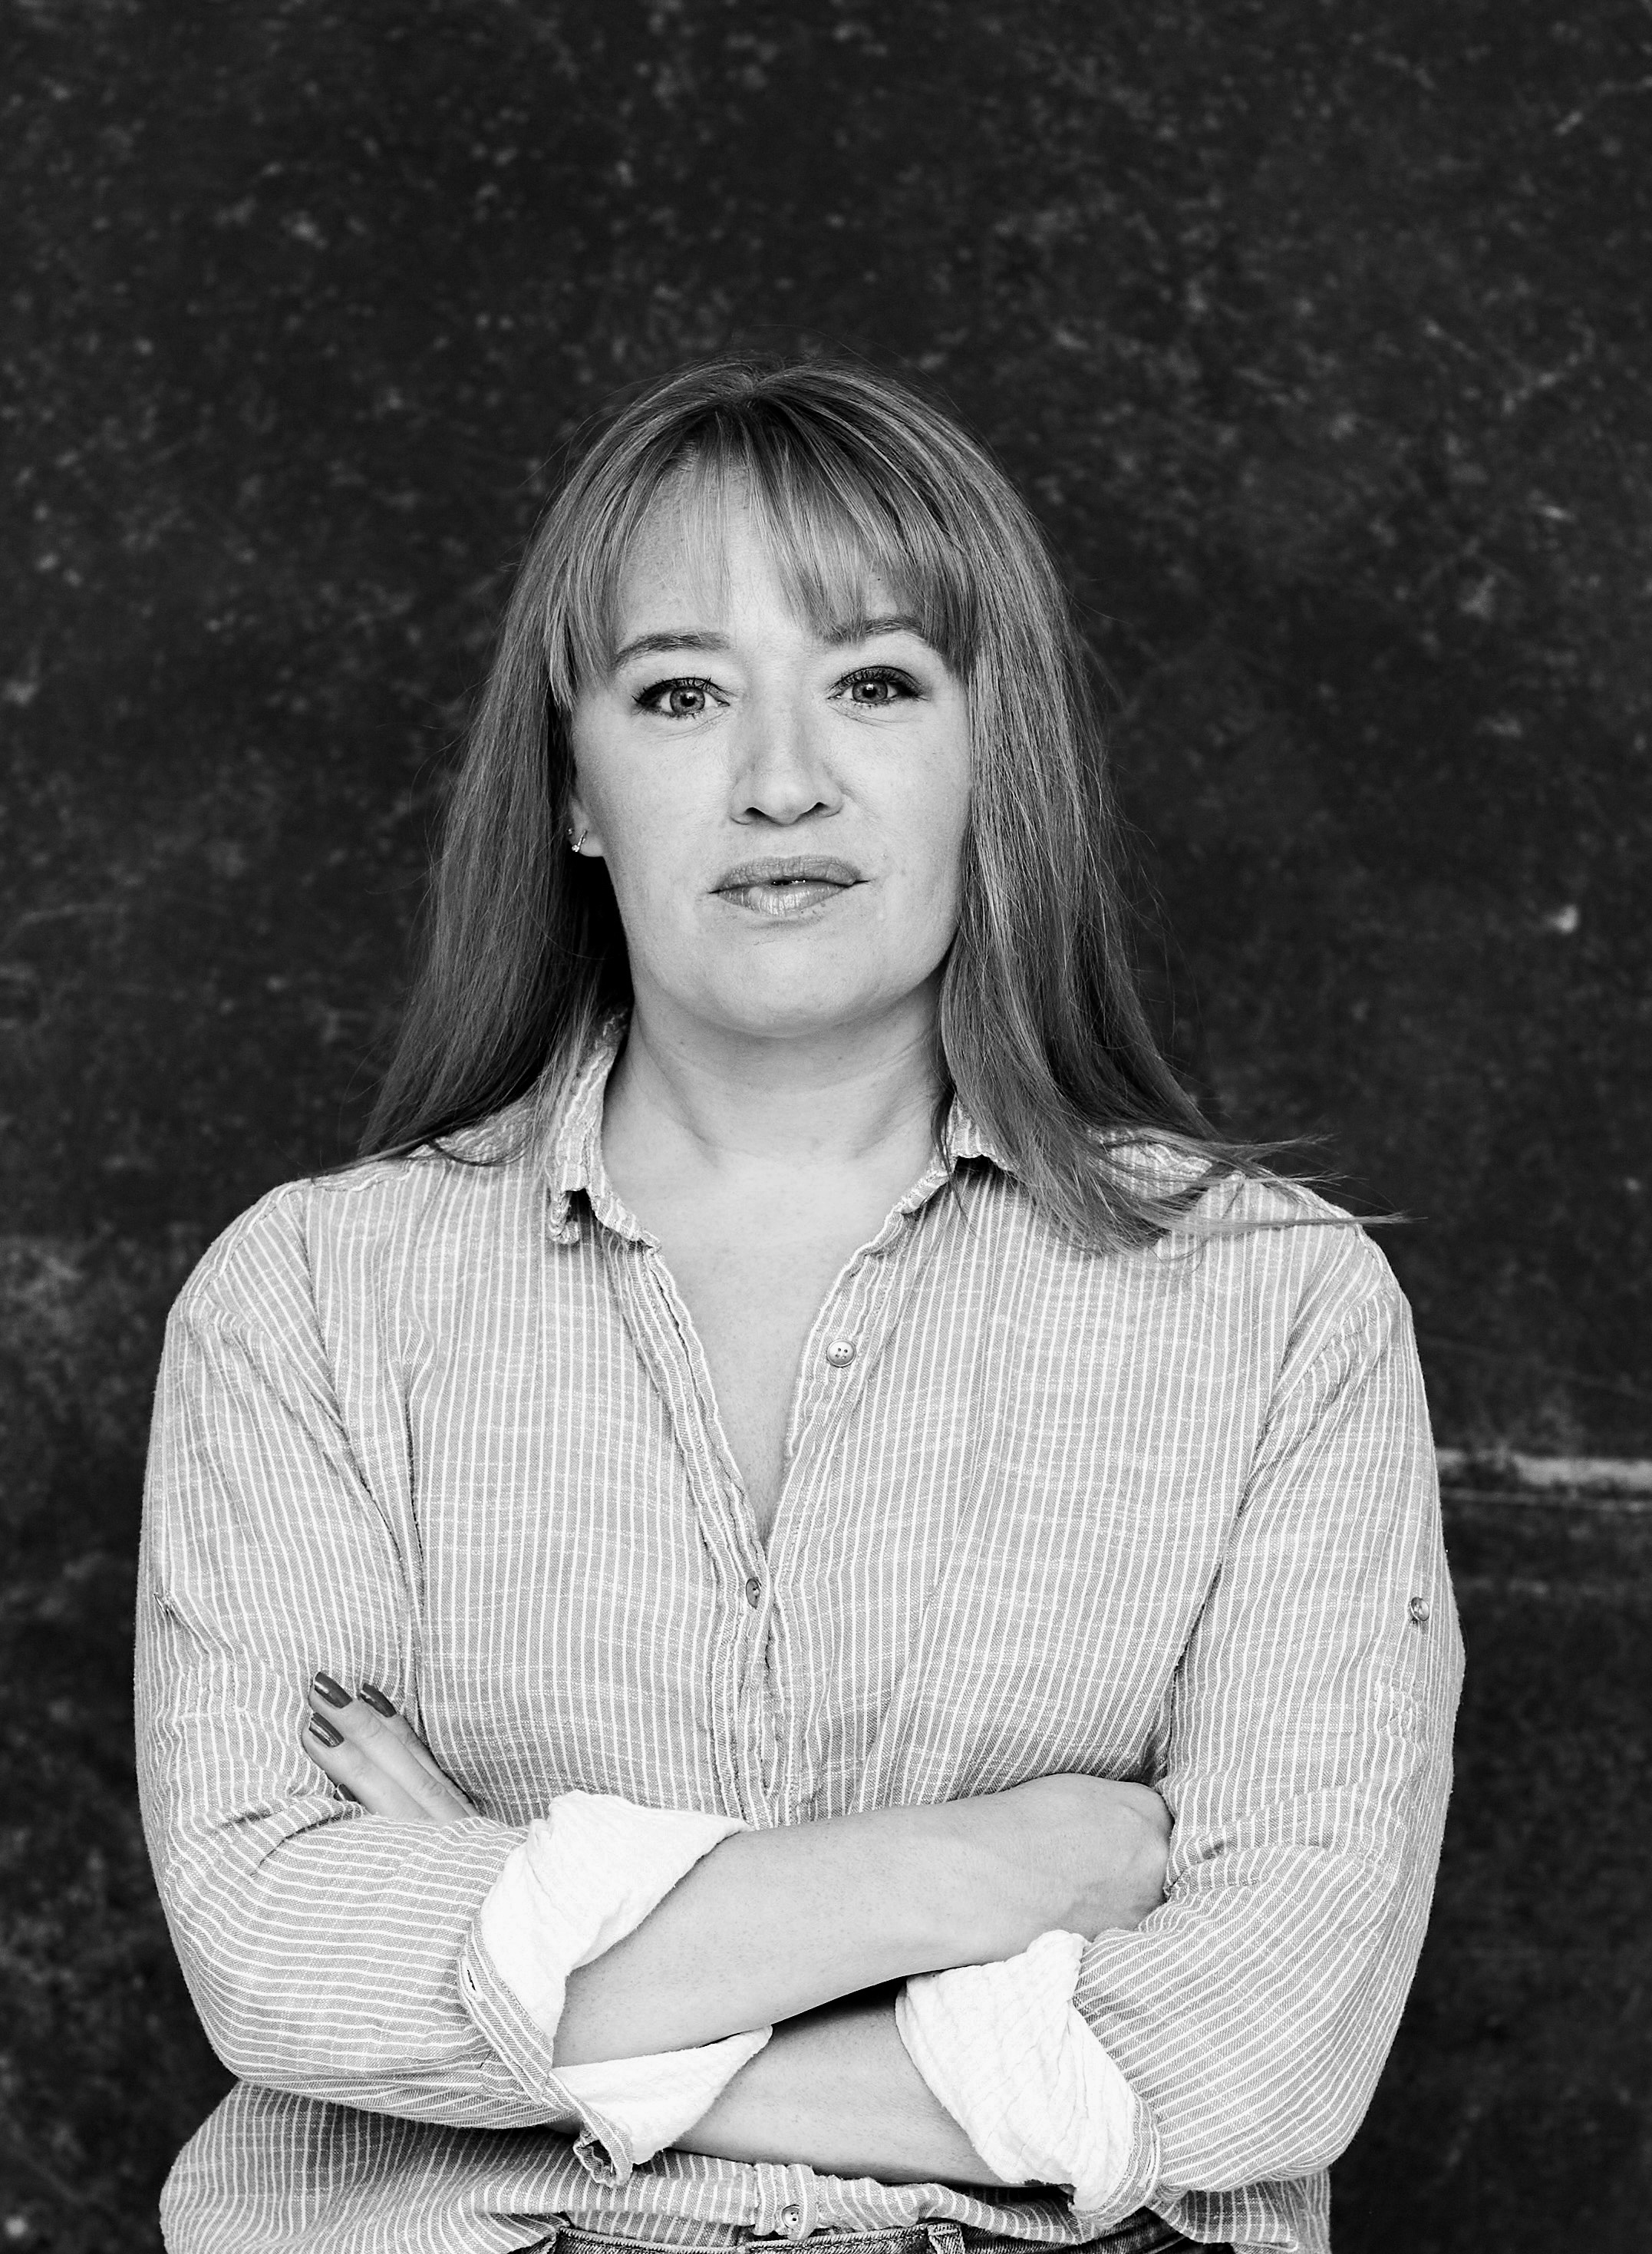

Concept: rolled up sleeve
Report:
left=1070, top=1245, right=1463, bottom=2216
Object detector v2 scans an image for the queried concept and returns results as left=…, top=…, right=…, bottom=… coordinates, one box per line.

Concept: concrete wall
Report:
left=2, top=2, right=1647, bottom=2244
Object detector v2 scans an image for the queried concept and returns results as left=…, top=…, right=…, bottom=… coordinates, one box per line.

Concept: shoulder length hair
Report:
left=364, top=353, right=1278, bottom=1249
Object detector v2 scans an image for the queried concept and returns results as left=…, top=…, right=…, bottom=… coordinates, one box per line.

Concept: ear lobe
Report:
left=565, top=787, right=602, bottom=859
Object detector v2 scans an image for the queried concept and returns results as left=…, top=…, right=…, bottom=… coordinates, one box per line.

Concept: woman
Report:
left=137, top=356, right=1462, bottom=2254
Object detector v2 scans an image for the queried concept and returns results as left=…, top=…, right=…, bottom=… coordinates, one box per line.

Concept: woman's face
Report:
left=568, top=488, right=972, bottom=1050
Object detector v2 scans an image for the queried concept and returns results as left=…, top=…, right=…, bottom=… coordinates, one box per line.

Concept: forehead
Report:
left=608, top=480, right=895, bottom=639
left=555, top=444, right=979, bottom=698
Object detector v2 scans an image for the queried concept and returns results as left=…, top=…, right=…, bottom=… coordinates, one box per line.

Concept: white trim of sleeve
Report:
left=895, top=1929, right=1139, bottom=2216
left=476, top=1791, right=771, bottom=2160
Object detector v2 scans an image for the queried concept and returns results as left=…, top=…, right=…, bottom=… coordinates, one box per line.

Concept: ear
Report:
left=566, top=778, right=605, bottom=860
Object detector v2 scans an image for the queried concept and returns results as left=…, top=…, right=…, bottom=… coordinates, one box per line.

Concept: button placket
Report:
left=601, top=1236, right=770, bottom=1821
left=754, top=2161, right=816, bottom=2239
left=758, top=1249, right=909, bottom=1820
left=782, top=1175, right=956, bottom=1493
left=789, top=1255, right=884, bottom=1453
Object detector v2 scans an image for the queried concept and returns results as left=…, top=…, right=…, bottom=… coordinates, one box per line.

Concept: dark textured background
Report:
left=2, top=2, right=1649, bottom=2246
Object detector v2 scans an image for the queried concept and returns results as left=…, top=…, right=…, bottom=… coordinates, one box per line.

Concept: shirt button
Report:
left=777, top=2206, right=803, bottom=2236
left=1408, top=1595, right=1431, bottom=1625
left=824, top=1338, right=856, bottom=1368
left=745, top=1575, right=762, bottom=1607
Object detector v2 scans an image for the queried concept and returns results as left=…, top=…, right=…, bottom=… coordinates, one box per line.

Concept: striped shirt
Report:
left=136, top=1020, right=1462, bottom=2254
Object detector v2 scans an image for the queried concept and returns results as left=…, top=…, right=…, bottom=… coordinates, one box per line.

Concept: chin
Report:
left=708, top=998, right=875, bottom=1042
left=691, top=972, right=899, bottom=1043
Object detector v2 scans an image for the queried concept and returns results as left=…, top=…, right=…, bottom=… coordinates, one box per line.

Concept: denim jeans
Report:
left=533, top=2219, right=1229, bottom=2254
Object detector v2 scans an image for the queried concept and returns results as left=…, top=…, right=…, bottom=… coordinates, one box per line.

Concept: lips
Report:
left=714, top=856, right=862, bottom=920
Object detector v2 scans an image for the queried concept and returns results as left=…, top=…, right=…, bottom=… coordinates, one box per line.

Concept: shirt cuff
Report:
left=459, top=1791, right=770, bottom=2179
left=895, top=1928, right=1158, bottom=2220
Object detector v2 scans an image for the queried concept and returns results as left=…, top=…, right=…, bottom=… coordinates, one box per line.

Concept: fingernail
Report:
left=358, top=1683, right=397, bottom=1717
left=308, top=1714, right=343, bottom=1747
left=312, top=1672, right=350, bottom=1707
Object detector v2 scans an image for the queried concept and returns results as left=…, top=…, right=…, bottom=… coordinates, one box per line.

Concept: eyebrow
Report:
left=609, top=613, right=932, bottom=671
left=609, top=629, right=732, bottom=668
left=824, top=611, right=931, bottom=648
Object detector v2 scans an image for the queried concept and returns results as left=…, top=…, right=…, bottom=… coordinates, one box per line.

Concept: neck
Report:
left=605, top=985, right=945, bottom=1183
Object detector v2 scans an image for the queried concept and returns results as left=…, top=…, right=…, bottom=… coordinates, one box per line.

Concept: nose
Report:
left=731, top=685, right=842, bottom=827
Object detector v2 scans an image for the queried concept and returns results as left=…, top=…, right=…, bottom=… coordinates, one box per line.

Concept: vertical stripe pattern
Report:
left=136, top=1025, right=1462, bottom=2254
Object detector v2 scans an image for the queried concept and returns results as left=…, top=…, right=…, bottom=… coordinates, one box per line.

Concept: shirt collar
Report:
left=542, top=1015, right=647, bottom=1246
left=944, top=1101, right=1003, bottom=1170
left=539, top=1013, right=1011, bottom=1247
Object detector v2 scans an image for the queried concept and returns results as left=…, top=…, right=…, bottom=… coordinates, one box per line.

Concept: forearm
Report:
left=154, top=1806, right=568, bottom=2127
left=554, top=1776, right=1169, bottom=2066
left=678, top=1989, right=1007, bottom=2188
left=554, top=1800, right=991, bottom=2065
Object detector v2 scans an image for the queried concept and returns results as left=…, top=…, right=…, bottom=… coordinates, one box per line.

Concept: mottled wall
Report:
left=2, top=2, right=1648, bottom=2247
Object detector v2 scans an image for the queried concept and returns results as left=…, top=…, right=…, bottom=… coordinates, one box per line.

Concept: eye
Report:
left=839, top=666, right=918, bottom=708
left=635, top=676, right=720, bottom=720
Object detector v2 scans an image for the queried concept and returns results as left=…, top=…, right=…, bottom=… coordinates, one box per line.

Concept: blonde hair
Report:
left=365, top=355, right=1278, bottom=1248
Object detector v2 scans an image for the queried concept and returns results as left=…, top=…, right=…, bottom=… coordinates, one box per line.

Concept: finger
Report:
left=304, top=1694, right=464, bottom=1823
left=357, top=1683, right=478, bottom=1809
left=307, top=1675, right=476, bottom=1824
left=303, top=1711, right=436, bottom=1822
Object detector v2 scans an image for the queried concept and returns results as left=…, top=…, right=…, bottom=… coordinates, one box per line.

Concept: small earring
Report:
left=568, top=826, right=588, bottom=853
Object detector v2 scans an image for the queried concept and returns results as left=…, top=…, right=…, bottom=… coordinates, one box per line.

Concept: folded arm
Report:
left=297, top=1704, right=1019, bottom=2192
left=300, top=1672, right=1165, bottom=2176
left=139, top=1198, right=1166, bottom=2150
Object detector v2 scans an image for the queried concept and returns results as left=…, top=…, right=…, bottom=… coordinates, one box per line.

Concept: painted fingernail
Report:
left=358, top=1683, right=397, bottom=1717
left=312, top=1672, right=351, bottom=1707
left=308, top=1714, right=344, bottom=1747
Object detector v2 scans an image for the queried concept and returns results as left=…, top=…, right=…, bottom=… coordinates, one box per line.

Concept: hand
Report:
left=302, top=1674, right=478, bottom=1826
left=941, top=1773, right=1171, bottom=1956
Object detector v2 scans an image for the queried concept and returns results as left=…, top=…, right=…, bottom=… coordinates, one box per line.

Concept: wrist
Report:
left=920, top=1794, right=1037, bottom=1965
left=825, top=1800, right=997, bottom=1975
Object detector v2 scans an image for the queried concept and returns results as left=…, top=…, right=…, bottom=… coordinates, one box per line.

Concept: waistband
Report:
left=536, top=2220, right=1202, bottom=2254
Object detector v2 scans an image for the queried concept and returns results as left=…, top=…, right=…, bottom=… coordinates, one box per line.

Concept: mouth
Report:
left=712, top=856, right=864, bottom=921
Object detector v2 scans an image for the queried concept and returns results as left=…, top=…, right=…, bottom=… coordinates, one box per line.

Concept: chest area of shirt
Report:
left=392, top=1230, right=1274, bottom=1821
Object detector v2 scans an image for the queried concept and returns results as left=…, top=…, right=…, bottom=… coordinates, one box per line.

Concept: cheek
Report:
left=575, top=741, right=692, bottom=890
left=602, top=804, right=695, bottom=939
left=895, top=753, right=971, bottom=922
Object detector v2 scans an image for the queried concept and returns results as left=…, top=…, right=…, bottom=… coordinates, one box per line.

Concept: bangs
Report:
left=546, top=403, right=985, bottom=701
